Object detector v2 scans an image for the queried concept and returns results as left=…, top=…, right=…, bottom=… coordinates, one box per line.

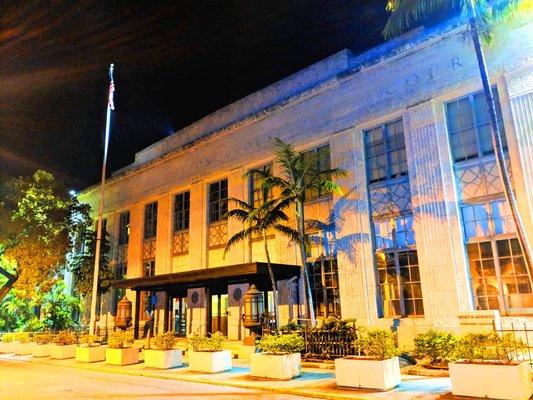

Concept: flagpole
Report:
left=89, top=63, right=115, bottom=336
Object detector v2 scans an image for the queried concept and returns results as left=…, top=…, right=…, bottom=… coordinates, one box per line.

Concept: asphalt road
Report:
left=0, top=358, right=313, bottom=400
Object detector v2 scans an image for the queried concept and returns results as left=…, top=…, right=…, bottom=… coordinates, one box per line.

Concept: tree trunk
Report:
left=263, top=231, right=279, bottom=329
left=468, top=3, right=533, bottom=278
left=296, top=200, right=316, bottom=327
left=0, top=266, right=17, bottom=302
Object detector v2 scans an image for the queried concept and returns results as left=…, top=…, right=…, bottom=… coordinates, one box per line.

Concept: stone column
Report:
left=504, top=66, right=533, bottom=246
left=227, top=283, right=249, bottom=340
left=189, top=182, right=206, bottom=269
left=330, top=128, right=378, bottom=325
left=127, top=203, right=143, bottom=278
left=187, top=287, right=207, bottom=335
left=155, top=193, right=172, bottom=274
left=404, top=100, right=472, bottom=325
left=226, top=168, right=246, bottom=265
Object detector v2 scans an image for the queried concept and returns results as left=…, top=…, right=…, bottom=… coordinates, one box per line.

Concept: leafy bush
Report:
left=277, top=322, right=305, bottom=334
left=456, top=332, right=525, bottom=365
left=78, top=334, right=100, bottom=347
left=14, top=332, right=31, bottom=343
left=257, top=333, right=305, bottom=355
left=1, top=333, right=16, bottom=343
left=33, top=332, right=54, bottom=345
left=52, top=331, right=77, bottom=346
left=316, top=317, right=357, bottom=333
left=353, top=328, right=400, bottom=360
left=153, top=331, right=177, bottom=350
left=107, top=331, right=134, bottom=349
left=413, top=330, right=458, bottom=366
left=187, top=332, right=225, bottom=352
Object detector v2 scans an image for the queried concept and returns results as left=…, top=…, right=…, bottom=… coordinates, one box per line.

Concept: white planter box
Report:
left=144, top=349, right=183, bottom=369
left=32, top=343, right=53, bottom=357
left=250, top=353, right=301, bottom=380
left=0, top=342, right=14, bottom=353
left=449, top=361, right=532, bottom=400
left=335, top=356, right=401, bottom=391
left=14, top=342, right=34, bottom=355
left=105, top=347, right=139, bottom=366
left=76, top=346, right=107, bottom=363
left=50, top=344, right=77, bottom=359
left=188, top=350, right=231, bottom=373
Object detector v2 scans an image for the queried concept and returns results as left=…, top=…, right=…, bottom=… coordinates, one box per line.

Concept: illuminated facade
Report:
left=79, top=14, right=533, bottom=341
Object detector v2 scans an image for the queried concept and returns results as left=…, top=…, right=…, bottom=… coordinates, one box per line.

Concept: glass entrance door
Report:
left=210, top=294, right=228, bottom=336
left=172, top=297, right=187, bottom=337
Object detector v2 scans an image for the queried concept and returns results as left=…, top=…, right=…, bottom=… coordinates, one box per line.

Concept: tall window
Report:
left=144, top=202, right=158, bottom=239
left=446, top=88, right=506, bottom=162
left=365, top=119, right=407, bottom=184
left=209, top=179, right=228, bottom=223
left=118, top=211, right=130, bottom=246
left=303, top=144, right=331, bottom=200
left=250, top=164, right=273, bottom=207
left=308, top=258, right=341, bottom=318
left=116, top=211, right=129, bottom=280
left=174, top=192, right=190, bottom=232
left=365, top=119, right=424, bottom=317
left=460, top=200, right=532, bottom=312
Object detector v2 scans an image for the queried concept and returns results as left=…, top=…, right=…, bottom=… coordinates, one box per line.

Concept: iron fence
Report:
left=302, top=328, right=357, bottom=361
left=493, top=321, right=533, bottom=367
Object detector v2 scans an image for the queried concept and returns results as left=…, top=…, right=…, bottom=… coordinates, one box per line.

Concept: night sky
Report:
left=0, top=1, right=447, bottom=189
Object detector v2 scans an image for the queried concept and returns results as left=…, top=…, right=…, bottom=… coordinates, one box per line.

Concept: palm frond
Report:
left=227, top=208, right=251, bottom=223
left=228, top=197, right=253, bottom=212
left=273, top=224, right=301, bottom=244
left=224, top=226, right=257, bottom=256
left=383, top=0, right=455, bottom=38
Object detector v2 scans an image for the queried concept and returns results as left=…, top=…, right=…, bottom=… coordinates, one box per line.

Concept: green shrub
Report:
left=187, top=332, right=225, bottom=352
left=1, top=333, right=16, bottom=343
left=413, top=330, right=458, bottom=366
left=257, top=333, right=305, bottom=355
left=277, top=322, right=305, bottom=334
left=78, top=334, right=100, bottom=347
left=14, top=332, right=31, bottom=343
left=316, top=317, right=357, bottom=333
left=107, top=331, right=134, bottom=349
left=33, top=332, right=54, bottom=345
left=153, top=331, right=176, bottom=350
left=353, top=328, right=399, bottom=360
left=52, top=331, right=77, bottom=346
left=456, top=332, right=525, bottom=365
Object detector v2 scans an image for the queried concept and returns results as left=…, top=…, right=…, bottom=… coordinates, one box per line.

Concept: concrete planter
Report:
left=14, top=342, right=34, bottom=355
left=0, top=342, right=14, bottom=353
left=188, top=350, right=231, bottom=373
left=250, top=353, right=301, bottom=380
left=32, top=343, right=53, bottom=357
left=105, top=347, right=139, bottom=366
left=335, top=356, right=401, bottom=391
left=449, top=361, right=532, bottom=400
left=144, top=349, right=183, bottom=369
left=50, top=344, right=77, bottom=359
left=76, top=345, right=107, bottom=363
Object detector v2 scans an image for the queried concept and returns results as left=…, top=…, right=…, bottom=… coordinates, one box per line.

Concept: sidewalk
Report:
left=0, top=353, right=453, bottom=399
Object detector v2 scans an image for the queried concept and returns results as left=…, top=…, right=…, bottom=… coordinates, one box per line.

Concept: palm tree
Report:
left=224, top=188, right=299, bottom=329
left=383, top=0, right=533, bottom=271
left=255, top=138, right=346, bottom=327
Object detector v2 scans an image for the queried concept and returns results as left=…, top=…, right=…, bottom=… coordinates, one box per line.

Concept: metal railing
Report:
left=493, top=321, right=533, bottom=367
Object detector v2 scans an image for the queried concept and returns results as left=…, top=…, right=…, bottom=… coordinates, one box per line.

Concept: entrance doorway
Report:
left=210, top=294, right=228, bottom=336
left=172, top=297, right=187, bottom=337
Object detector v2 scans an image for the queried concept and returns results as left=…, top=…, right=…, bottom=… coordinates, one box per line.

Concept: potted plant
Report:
left=144, top=331, right=182, bottom=369
left=413, top=329, right=458, bottom=369
left=13, top=332, right=33, bottom=355
left=449, top=332, right=532, bottom=400
left=251, top=333, right=304, bottom=380
left=50, top=331, right=77, bottom=359
left=187, top=332, right=231, bottom=373
left=76, top=334, right=106, bottom=363
left=0, top=333, right=16, bottom=353
left=105, top=331, right=138, bottom=366
left=335, top=327, right=401, bottom=390
left=32, top=332, right=55, bottom=357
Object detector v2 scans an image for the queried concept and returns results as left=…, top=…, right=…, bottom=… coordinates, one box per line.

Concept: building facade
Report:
left=80, top=14, right=533, bottom=344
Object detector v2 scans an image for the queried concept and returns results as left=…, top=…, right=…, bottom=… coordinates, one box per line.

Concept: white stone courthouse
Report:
left=79, top=14, right=533, bottom=346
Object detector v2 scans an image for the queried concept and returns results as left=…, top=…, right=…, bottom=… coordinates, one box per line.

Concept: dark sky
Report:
left=1, top=0, right=431, bottom=189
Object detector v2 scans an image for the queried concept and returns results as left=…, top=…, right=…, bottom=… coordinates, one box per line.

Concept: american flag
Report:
left=108, top=80, right=115, bottom=110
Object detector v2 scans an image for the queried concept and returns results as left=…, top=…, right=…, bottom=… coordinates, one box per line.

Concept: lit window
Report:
left=209, top=179, right=228, bottom=223
left=144, top=202, right=158, bottom=239
left=174, top=192, right=190, bottom=232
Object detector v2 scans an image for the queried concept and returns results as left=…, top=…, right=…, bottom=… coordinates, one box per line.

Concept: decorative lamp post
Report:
left=115, top=296, right=132, bottom=330
left=242, top=284, right=264, bottom=345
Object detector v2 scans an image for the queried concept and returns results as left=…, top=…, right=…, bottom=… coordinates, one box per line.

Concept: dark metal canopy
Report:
left=111, top=262, right=300, bottom=292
